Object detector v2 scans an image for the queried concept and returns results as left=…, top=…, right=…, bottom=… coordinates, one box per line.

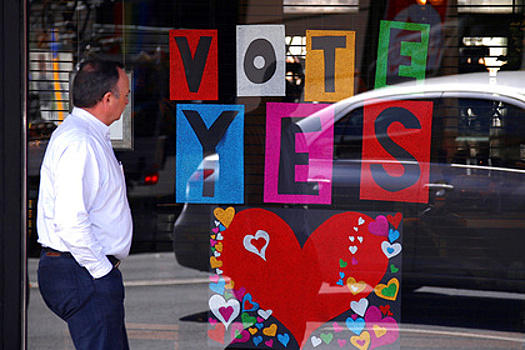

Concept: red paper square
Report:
left=360, top=99, right=433, bottom=203
left=170, top=29, right=218, bottom=101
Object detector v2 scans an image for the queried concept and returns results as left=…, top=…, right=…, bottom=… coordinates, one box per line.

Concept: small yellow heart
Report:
left=374, top=278, right=399, bottom=301
left=346, top=277, right=368, bottom=295
left=263, top=324, right=277, bottom=337
left=350, top=331, right=370, bottom=350
left=248, top=327, right=258, bottom=335
left=215, top=242, right=223, bottom=252
left=225, top=279, right=235, bottom=289
left=214, top=207, right=235, bottom=228
left=210, top=257, right=223, bottom=269
left=373, top=324, right=387, bottom=338
left=210, top=235, right=216, bottom=239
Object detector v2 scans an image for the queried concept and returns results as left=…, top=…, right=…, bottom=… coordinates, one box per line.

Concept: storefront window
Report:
left=27, top=0, right=524, bottom=349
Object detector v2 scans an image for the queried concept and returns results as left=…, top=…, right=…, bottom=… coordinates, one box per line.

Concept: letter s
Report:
left=370, top=107, right=421, bottom=192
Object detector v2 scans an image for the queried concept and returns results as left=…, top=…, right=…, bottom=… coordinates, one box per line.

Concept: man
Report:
left=37, top=59, right=133, bottom=349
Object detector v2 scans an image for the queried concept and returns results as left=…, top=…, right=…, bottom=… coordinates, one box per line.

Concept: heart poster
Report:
left=208, top=207, right=402, bottom=349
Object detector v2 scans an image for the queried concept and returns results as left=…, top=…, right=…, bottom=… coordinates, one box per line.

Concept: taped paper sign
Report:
left=386, top=0, right=447, bottom=75
left=237, top=25, right=286, bottom=97
left=175, top=104, right=244, bottom=203
left=208, top=207, right=403, bottom=349
left=360, top=99, right=433, bottom=203
left=264, top=102, right=334, bottom=204
left=305, top=30, right=355, bottom=102
left=170, top=29, right=218, bottom=100
left=375, top=20, right=430, bottom=89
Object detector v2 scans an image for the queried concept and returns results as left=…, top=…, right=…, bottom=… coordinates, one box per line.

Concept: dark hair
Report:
left=72, top=59, right=124, bottom=108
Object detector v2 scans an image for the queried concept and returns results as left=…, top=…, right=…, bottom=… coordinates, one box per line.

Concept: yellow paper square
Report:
left=305, top=30, right=355, bottom=102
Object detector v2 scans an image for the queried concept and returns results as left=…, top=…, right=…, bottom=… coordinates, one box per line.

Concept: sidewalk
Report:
left=27, top=252, right=211, bottom=350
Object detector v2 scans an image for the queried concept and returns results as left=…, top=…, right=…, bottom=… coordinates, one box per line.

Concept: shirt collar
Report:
left=71, top=107, right=111, bottom=140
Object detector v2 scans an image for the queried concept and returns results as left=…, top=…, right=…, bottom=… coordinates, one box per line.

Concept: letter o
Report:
left=243, top=39, right=277, bottom=84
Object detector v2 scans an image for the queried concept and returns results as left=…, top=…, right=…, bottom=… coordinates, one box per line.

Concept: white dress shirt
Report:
left=37, top=107, right=133, bottom=278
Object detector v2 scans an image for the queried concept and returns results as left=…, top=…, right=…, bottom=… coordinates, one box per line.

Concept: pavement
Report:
left=27, top=252, right=525, bottom=350
left=27, top=251, right=211, bottom=350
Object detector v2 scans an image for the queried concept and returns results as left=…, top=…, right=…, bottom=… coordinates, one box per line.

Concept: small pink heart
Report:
left=365, top=306, right=399, bottom=348
left=212, top=227, right=220, bottom=234
left=209, top=275, right=220, bottom=283
left=265, top=340, right=273, bottom=347
left=209, top=317, right=218, bottom=325
left=219, top=306, right=234, bottom=322
left=333, top=322, right=344, bottom=332
left=230, top=323, right=250, bottom=344
left=257, top=317, right=264, bottom=323
left=368, top=215, right=388, bottom=237
left=352, top=257, right=359, bottom=265
left=210, top=239, right=217, bottom=246
left=338, top=339, right=347, bottom=347
left=233, top=287, right=246, bottom=301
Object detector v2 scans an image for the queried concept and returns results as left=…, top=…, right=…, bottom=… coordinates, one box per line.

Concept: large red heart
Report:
left=221, top=209, right=389, bottom=348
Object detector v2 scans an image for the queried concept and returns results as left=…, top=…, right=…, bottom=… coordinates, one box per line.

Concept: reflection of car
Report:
left=174, top=71, right=525, bottom=293
left=185, top=153, right=220, bottom=200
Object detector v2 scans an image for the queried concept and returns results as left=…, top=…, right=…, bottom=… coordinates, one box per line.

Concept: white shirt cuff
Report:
left=86, top=258, right=114, bottom=279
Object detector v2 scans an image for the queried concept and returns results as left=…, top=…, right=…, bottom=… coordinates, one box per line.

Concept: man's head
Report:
left=73, top=59, right=130, bottom=126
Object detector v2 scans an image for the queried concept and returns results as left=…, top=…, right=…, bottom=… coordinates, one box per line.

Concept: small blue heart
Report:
left=345, top=317, right=365, bottom=335
left=219, top=224, right=226, bottom=231
left=209, top=278, right=225, bottom=295
left=242, top=293, right=260, bottom=312
left=336, top=279, right=344, bottom=286
left=387, top=247, right=395, bottom=254
left=339, top=271, right=345, bottom=279
left=253, top=335, right=263, bottom=346
left=255, top=323, right=264, bottom=329
left=277, top=333, right=290, bottom=347
left=389, top=228, right=400, bottom=243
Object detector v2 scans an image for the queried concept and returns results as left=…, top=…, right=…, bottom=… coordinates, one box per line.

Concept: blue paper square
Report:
left=176, top=104, right=244, bottom=203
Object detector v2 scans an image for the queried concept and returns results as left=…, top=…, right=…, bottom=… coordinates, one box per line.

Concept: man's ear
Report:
left=102, top=91, right=113, bottom=107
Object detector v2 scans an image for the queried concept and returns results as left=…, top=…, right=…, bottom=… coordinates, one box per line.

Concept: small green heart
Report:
left=224, top=291, right=233, bottom=300
left=320, top=332, right=333, bottom=344
left=390, top=264, right=399, bottom=273
left=241, top=313, right=256, bottom=329
left=211, top=247, right=216, bottom=253
left=339, top=259, right=348, bottom=268
left=382, top=284, right=398, bottom=298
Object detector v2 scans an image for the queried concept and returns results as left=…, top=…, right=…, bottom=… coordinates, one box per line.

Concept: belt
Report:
left=42, top=247, right=121, bottom=269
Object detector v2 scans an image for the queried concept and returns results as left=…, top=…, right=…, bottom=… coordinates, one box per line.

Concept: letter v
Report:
left=175, top=36, right=212, bottom=93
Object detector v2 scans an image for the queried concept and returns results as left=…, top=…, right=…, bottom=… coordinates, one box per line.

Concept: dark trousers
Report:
left=38, top=250, right=129, bottom=350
